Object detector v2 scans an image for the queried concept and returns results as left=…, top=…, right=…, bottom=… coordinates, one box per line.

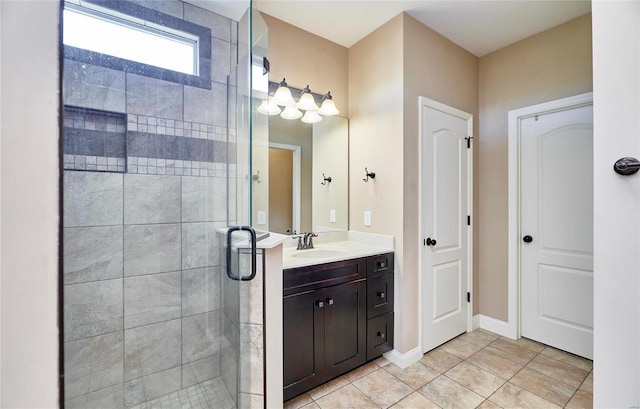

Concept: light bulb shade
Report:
left=295, top=86, right=319, bottom=111
left=257, top=99, right=281, bottom=115
left=317, top=98, right=340, bottom=116
left=272, top=78, right=296, bottom=106
left=301, top=110, right=323, bottom=124
left=280, top=106, right=303, bottom=120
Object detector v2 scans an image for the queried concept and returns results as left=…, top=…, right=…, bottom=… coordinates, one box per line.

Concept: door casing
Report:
left=507, top=92, right=594, bottom=339
left=418, top=96, right=474, bottom=353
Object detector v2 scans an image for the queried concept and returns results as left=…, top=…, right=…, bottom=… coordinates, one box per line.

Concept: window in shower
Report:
left=62, top=0, right=213, bottom=89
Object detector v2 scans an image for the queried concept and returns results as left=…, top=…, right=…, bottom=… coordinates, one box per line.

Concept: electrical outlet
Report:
left=257, top=210, right=266, bottom=225
left=330, top=209, right=336, bottom=223
left=364, top=210, right=372, bottom=226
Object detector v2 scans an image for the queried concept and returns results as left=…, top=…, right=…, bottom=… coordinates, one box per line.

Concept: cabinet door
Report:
left=323, top=280, right=367, bottom=377
left=283, top=289, right=325, bottom=401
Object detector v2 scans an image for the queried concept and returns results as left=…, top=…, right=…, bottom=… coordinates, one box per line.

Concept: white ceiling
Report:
left=192, top=0, right=591, bottom=57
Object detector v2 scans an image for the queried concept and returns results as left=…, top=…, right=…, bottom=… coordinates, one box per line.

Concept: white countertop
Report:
left=283, top=240, right=393, bottom=269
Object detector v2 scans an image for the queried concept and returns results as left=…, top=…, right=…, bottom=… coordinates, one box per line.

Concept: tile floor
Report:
left=284, top=329, right=593, bottom=409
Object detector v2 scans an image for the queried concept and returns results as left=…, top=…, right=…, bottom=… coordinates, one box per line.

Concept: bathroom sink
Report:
left=290, top=249, right=347, bottom=259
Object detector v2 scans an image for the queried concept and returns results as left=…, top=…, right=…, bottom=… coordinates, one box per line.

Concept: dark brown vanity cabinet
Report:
left=283, top=253, right=394, bottom=401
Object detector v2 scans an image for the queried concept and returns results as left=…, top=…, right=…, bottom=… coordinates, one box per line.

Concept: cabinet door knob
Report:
left=377, top=331, right=385, bottom=339
left=377, top=291, right=385, bottom=299
left=327, top=298, right=334, bottom=306
left=316, top=301, right=324, bottom=308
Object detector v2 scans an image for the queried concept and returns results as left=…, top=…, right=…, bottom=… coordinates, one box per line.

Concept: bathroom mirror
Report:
left=266, top=115, right=348, bottom=235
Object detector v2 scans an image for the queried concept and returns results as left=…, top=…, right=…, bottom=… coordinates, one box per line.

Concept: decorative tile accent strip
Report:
left=126, top=157, right=234, bottom=177
left=127, top=114, right=228, bottom=142
left=64, top=154, right=126, bottom=172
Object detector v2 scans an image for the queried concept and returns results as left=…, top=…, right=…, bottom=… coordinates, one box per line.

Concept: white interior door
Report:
left=520, top=103, right=593, bottom=359
left=420, top=97, right=472, bottom=353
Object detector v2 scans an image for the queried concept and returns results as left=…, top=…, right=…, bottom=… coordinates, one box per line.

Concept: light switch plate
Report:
left=330, top=209, right=336, bottom=223
left=257, top=210, right=266, bottom=225
left=364, top=210, right=372, bottom=226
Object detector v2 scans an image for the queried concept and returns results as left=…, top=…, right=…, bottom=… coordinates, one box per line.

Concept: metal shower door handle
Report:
left=226, top=226, right=257, bottom=281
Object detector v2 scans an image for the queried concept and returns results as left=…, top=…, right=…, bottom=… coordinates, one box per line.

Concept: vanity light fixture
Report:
left=317, top=92, right=340, bottom=116
left=301, top=110, right=322, bottom=124
left=296, top=85, right=320, bottom=111
left=280, top=105, right=303, bottom=120
left=272, top=78, right=296, bottom=106
left=257, top=98, right=281, bottom=116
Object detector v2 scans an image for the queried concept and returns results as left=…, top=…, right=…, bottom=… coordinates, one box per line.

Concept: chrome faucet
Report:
left=292, top=232, right=318, bottom=250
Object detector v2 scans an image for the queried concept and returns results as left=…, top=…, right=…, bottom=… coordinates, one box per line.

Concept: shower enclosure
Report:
left=61, top=0, right=269, bottom=407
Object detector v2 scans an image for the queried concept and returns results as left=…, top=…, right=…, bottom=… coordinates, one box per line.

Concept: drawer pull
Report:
left=316, top=301, right=324, bottom=308
left=327, top=298, right=334, bottom=306
left=377, top=291, right=385, bottom=299
left=377, top=261, right=386, bottom=268
left=377, top=331, right=385, bottom=339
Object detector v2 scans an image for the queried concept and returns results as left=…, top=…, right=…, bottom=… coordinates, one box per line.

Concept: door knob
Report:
left=523, top=235, right=533, bottom=243
left=426, top=238, right=437, bottom=246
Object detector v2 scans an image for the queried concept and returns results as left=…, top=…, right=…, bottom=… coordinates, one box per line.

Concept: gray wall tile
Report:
left=124, top=366, right=182, bottom=407
left=126, top=73, right=183, bottom=120
left=65, top=384, right=124, bottom=409
left=64, top=279, right=123, bottom=342
left=64, top=332, right=124, bottom=398
left=182, top=355, right=220, bottom=388
left=124, top=174, right=181, bottom=224
left=64, top=171, right=123, bottom=227
left=181, top=176, right=226, bottom=222
left=184, top=3, right=230, bottom=42
left=211, top=37, right=231, bottom=83
left=124, top=224, right=181, bottom=276
left=182, top=267, right=220, bottom=316
left=182, top=311, right=221, bottom=363
left=129, top=0, right=184, bottom=18
left=64, top=60, right=126, bottom=113
left=184, top=82, right=227, bottom=127
left=182, top=222, right=222, bottom=269
left=64, top=226, right=123, bottom=285
left=124, top=272, right=181, bottom=329
left=124, top=319, right=181, bottom=380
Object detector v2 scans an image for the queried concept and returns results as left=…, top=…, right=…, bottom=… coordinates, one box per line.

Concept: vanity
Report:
left=282, top=241, right=394, bottom=401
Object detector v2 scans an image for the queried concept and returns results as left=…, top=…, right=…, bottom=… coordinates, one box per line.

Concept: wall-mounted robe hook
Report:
left=363, top=167, right=376, bottom=182
left=252, top=170, right=261, bottom=183
left=321, top=173, right=332, bottom=185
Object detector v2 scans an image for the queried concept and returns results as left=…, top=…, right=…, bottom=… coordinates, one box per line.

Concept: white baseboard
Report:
left=472, top=314, right=481, bottom=330
left=476, top=314, right=516, bottom=339
left=383, top=346, right=422, bottom=369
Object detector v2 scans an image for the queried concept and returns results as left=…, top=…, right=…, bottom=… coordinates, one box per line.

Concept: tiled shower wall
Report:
left=62, top=1, right=238, bottom=407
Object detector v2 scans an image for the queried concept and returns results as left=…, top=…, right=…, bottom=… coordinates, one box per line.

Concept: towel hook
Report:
left=363, top=167, right=376, bottom=182
left=321, top=173, right=332, bottom=185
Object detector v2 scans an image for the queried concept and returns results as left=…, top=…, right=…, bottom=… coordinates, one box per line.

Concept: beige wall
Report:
left=348, top=13, right=479, bottom=353
left=477, top=14, right=593, bottom=321
left=1, top=1, right=60, bottom=406
left=402, top=13, right=480, bottom=319
left=260, top=13, right=349, bottom=116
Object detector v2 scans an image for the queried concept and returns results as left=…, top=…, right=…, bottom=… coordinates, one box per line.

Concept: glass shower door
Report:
left=220, top=2, right=270, bottom=408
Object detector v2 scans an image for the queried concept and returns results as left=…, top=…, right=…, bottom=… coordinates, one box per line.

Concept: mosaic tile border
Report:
left=127, top=157, right=235, bottom=177
left=127, top=114, right=236, bottom=143
left=64, top=154, right=126, bottom=172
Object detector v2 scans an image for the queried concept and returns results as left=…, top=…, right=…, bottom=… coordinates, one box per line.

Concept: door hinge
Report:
left=466, top=136, right=473, bottom=149
left=467, top=292, right=471, bottom=303
left=467, top=215, right=471, bottom=226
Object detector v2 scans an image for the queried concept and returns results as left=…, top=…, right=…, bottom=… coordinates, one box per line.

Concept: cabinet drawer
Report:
left=367, top=272, right=394, bottom=319
left=284, top=258, right=366, bottom=296
left=367, top=253, right=394, bottom=275
left=366, top=312, right=394, bottom=361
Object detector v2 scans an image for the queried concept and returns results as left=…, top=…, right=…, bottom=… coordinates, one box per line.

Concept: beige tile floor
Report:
left=284, top=329, right=593, bottom=409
